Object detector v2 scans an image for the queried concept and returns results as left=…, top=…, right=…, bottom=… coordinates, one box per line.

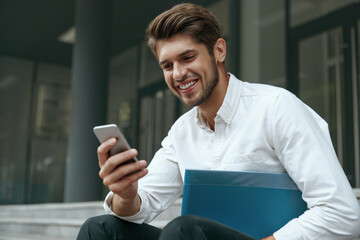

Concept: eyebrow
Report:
left=159, top=49, right=198, bottom=66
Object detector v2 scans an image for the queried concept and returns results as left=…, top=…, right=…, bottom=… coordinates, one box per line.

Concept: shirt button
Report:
left=213, top=163, right=219, bottom=169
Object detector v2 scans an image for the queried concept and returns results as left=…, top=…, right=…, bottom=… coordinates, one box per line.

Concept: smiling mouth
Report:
left=178, top=80, right=197, bottom=91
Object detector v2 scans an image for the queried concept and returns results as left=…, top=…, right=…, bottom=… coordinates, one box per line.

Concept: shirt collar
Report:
left=196, top=73, right=243, bottom=128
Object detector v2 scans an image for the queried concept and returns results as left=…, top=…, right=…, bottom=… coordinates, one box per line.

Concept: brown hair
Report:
left=146, top=3, right=222, bottom=57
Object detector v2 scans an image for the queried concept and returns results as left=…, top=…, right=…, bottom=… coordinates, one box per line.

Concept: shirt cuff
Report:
left=103, top=191, right=149, bottom=224
left=273, top=218, right=302, bottom=240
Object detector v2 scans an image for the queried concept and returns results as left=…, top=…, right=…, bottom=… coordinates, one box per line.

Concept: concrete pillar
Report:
left=64, top=0, right=111, bottom=202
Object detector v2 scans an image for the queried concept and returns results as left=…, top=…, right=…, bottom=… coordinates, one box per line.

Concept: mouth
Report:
left=177, top=79, right=199, bottom=93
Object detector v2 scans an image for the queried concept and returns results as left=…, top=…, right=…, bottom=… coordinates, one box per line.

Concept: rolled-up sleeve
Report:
left=272, top=91, right=360, bottom=240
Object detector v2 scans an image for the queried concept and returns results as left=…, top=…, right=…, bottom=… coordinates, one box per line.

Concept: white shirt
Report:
left=104, top=74, right=360, bottom=240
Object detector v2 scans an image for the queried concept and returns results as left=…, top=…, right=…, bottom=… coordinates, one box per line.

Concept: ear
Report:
left=213, top=38, right=226, bottom=63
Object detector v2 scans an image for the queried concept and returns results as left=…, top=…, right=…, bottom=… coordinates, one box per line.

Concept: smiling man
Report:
left=77, top=3, right=360, bottom=240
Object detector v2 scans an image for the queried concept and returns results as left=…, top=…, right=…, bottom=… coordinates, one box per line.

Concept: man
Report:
left=78, top=3, right=360, bottom=240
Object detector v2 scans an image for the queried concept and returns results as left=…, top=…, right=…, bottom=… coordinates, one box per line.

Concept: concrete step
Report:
left=0, top=201, right=105, bottom=219
left=0, top=202, right=99, bottom=240
left=0, top=232, right=68, bottom=240
left=0, top=199, right=182, bottom=240
left=0, top=220, right=79, bottom=240
left=0, top=191, right=358, bottom=240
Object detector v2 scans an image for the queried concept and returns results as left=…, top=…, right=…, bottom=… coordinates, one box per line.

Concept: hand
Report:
left=262, top=236, right=276, bottom=240
left=97, top=138, right=148, bottom=214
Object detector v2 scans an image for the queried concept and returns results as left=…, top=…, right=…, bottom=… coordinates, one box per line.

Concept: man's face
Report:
left=156, top=34, right=219, bottom=107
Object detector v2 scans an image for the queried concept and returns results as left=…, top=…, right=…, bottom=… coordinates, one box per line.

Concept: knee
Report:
left=81, top=214, right=114, bottom=229
left=165, top=215, right=196, bottom=230
left=161, top=215, right=202, bottom=238
left=77, top=215, right=124, bottom=239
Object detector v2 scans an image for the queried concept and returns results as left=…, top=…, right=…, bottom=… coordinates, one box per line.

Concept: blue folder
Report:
left=181, top=169, right=307, bottom=239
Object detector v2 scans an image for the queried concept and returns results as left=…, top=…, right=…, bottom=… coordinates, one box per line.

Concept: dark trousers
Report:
left=77, top=214, right=256, bottom=240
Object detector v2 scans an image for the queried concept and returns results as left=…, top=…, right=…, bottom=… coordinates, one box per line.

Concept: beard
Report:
left=175, top=58, right=219, bottom=107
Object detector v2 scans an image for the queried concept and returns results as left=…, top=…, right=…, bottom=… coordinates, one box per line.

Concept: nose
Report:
left=173, top=62, right=187, bottom=81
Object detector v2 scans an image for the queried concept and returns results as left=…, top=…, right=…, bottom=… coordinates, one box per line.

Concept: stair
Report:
left=0, top=191, right=359, bottom=240
left=0, top=199, right=182, bottom=240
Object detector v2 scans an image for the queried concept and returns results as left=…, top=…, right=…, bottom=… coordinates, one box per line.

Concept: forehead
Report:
left=156, top=34, right=207, bottom=62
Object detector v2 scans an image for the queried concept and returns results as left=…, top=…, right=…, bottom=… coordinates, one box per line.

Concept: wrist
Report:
left=111, top=194, right=141, bottom=216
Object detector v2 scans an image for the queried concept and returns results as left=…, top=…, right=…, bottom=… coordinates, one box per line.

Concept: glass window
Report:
left=139, top=96, right=153, bottom=161
left=109, top=45, right=139, bottom=146
left=153, top=91, right=166, bottom=151
left=298, top=28, right=345, bottom=164
left=138, top=90, right=177, bottom=162
left=0, top=56, right=34, bottom=204
left=240, top=0, right=286, bottom=87
left=164, top=89, right=177, bottom=132
left=291, top=0, right=357, bottom=27
left=28, top=139, right=68, bottom=202
left=208, top=0, right=229, bottom=37
left=28, top=63, right=71, bottom=203
left=139, top=43, right=163, bottom=88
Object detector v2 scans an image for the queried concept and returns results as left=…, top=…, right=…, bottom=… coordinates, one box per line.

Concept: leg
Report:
left=77, top=214, right=162, bottom=240
left=159, top=215, right=255, bottom=240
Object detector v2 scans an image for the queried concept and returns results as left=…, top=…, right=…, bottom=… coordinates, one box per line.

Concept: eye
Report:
left=184, top=55, right=195, bottom=61
left=162, top=63, right=173, bottom=71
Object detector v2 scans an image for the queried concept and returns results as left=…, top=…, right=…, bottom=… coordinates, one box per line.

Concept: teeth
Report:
left=179, top=81, right=196, bottom=90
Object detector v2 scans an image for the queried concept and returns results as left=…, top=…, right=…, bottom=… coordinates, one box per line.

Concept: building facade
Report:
left=0, top=0, right=359, bottom=204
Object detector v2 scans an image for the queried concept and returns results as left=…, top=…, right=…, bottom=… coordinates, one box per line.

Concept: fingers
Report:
left=97, top=137, right=117, bottom=168
left=108, top=168, right=149, bottom=195
left=102, top=160, right=148, bottom=198
left=99, top=148, right=139, bottom=177
left=101, top=159, right=147, bottom=186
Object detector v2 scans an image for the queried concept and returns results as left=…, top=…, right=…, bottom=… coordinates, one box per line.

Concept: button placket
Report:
left=211, top=120, right=226, bottom=170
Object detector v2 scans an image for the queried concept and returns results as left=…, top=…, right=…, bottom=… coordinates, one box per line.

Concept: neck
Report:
left=198, top=69, right=229, bottom=130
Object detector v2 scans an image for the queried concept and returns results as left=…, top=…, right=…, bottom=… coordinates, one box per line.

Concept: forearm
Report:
left=111, top=193, right=141, bottom=217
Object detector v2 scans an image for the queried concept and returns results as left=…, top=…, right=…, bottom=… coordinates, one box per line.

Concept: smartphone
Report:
left=93, top=124, right=138, bottom=163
